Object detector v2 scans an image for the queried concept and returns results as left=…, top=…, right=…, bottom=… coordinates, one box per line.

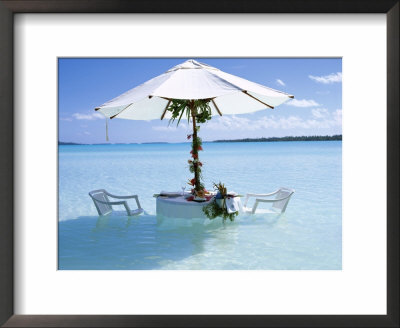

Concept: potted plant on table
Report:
left=202, top=181, right=239, bottom=221
left=214, top=182, right=227, bottom=208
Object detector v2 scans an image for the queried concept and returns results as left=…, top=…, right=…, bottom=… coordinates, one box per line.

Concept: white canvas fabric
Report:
left=96, top=59, right=293, bottom=120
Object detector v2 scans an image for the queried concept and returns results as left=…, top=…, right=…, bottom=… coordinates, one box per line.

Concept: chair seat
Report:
left=242, top=207, right=281, bottom=214
left=242, top=206, right=251, bottom=214
left=129, top=208, right=144, bottom=216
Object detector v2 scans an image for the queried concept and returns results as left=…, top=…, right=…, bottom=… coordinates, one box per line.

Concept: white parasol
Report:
left=95, top=59, right=294, bottom=194
left=95, top=59, right=294, bottom=120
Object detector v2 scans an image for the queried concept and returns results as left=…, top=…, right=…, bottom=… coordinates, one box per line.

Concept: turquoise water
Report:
left=58, top=141, right=342, bottom=270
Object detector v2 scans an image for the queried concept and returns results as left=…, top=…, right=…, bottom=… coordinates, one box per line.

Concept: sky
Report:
left=58, top=58, right=342, bottom=144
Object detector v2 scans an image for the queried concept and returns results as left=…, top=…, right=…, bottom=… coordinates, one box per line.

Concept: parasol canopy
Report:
left=95, top=59, right=294, bottom=120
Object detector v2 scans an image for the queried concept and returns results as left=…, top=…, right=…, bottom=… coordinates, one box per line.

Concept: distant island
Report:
left=58, top=141, right=166, bottom=145
left=59, top=135, right=342, bottom=145
left=213, top=135, right=342, bottom=143
left=58, top=141, right=81, bottom=145
left=58, top=141, right=112, bottom=145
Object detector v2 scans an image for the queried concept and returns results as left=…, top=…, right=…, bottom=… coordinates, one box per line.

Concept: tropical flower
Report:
left=188, top=160, right=193, bottom=164
left=192, top=153, right=198, bottom=159
left=187, top=134, right=192, bottom=140
left=197, top=145, right=203, bottom=151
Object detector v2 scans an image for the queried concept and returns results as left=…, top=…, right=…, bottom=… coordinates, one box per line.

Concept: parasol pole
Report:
left=190, top=100, right=201, bottom=192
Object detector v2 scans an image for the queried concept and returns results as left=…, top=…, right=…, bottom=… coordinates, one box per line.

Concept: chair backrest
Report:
left=272, top=188, right=295, bottom=213
left=89, top=189, right=112, bottom=216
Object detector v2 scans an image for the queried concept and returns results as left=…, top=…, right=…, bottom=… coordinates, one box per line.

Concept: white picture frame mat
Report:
left=14, top=14, right=386, bottom=315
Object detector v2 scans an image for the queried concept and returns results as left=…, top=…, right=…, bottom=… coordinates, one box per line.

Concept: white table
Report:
left=156, top=194, right=243, bottom=229
left=156, top=195, right=213, bottom=219
left=156, top=194, right=242, bottom=219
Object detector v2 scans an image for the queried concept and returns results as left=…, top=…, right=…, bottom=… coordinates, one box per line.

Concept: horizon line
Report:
left=59, top=134, right=342, bottom=145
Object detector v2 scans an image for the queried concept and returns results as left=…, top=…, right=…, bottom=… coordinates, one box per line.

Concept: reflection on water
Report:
left=59, top=212, right=305, bottom=270
left=60, top=214, right=219, bottom=270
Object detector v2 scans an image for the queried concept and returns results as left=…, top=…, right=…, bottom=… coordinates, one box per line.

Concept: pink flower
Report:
left=187, top=134, right=192, bottom=140
left=197, top=145, right=203, bottom=151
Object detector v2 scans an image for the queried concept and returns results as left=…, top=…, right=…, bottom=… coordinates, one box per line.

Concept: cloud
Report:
left=203, top=109, right=342, bottom=132
left=286, top=99, right=320, bottom=107
left=311, top=108, right=329, bottom=119
left=72, top=112, right=104, bottom=120
left=309, top=72, right=342, bottom=84
left=152, top=122, right=188, bottom=132
left=332, top=109, right=342, bottom=125
left=276, top=79, right=285, bottom=86
left=60, top=117, right=72, bottom=122
left=83, top=131, right=91, bottom=135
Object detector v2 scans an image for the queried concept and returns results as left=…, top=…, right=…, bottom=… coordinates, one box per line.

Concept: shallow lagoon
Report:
left=58, top=141, right=342, bottom=270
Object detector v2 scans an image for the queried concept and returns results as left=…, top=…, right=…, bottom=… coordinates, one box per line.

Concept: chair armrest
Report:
left=105, top=193, right=142, bottom=210
left=94, top=198, right=132, bottom=214
left=256, top=195, right=292, bottom=203
left=246, top=190, right=280, bottom=198
left=244, top=190, right=280, bottom=207
left=104, top=191, right=138, bottom=199
left=93, top=198, right=128, bottom=206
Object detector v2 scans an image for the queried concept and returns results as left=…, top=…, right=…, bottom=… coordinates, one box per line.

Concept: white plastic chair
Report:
left=242, top=187, right=295, bottom=214
left=89, top=189, right=144, bottom=216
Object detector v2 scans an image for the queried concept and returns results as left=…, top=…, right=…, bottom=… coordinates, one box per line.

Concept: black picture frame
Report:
left=0, top=1, right=398, bottom=327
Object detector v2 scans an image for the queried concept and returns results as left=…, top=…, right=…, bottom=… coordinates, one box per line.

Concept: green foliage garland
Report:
left=167, top=99, right=212, bottom=126
left=202, top=198, right=238, bottom=221
left=167, top=99, right=212, bottom=193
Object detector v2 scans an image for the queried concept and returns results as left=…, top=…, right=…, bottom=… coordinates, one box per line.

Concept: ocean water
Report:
left=58, top=141, right=342, bottom=270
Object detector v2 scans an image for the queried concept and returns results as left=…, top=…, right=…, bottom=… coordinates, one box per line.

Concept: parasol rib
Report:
left=110, top=103, right=133, bottom=119
left=242, top=91, right=274, bottom=109
left=160, top=99, right=171, bottom=120
left=160, top=96, right=173, bottom=101
left=211, top=99, right=223, bottom=116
